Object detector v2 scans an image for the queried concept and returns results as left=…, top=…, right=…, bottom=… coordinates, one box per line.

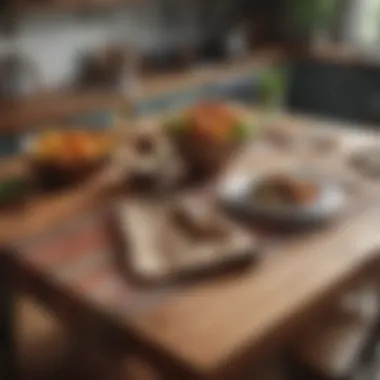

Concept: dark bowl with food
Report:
left=0, top=177, right=33, bottom=209
left=170, top=130, right=237, bottom=179
left=24, top=130, right=113, bottom=190
left=165, top=102, right=252, bottom=180
left=31, top=159, right=108, bottom=190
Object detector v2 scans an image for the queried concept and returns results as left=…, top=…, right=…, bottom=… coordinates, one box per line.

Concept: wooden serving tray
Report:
left=114, top=192, right=258, bottom=283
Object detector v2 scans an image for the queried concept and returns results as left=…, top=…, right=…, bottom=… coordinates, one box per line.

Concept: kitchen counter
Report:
left=0, top=48, right=282, bottom=134
left=2, top=43, right=380, bottom=135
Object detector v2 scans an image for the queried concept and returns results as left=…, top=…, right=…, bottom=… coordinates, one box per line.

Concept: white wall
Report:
left=343, top=0, right=380, bottom=48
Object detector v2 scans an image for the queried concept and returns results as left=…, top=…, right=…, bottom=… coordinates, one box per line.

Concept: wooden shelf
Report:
left=11, top=0, right=133, bottom=12
left=0, top=48, right=282, bottom=135
left=0, top=91, right=125, bottom=134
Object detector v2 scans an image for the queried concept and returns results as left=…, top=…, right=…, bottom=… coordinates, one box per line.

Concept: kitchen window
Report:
left=346, top=0, right=380, bottom=48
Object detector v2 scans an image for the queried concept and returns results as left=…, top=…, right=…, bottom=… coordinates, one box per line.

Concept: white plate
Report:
left=217, top=171, right=347, bottom=227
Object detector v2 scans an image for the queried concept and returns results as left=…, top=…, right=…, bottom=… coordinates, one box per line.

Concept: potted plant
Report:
left=288, top=0, right=338, bottom=48
left=257, top=66, right=289, bottom=112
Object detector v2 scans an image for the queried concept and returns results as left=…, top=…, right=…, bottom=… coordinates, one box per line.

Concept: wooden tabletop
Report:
left=0, top=172, right=118, bottom=247
left=126, top=206, right=380, bottom=379
left=0, top=92, right=125, bottom=134
left=2, top=110, right=380, bottom=379
left=118, top=115, right=380, bottom=379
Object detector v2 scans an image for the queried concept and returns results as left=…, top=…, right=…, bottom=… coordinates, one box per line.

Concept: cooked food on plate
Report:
left=30, top=130, right=113, bottom=165
left=27, top=130, right=114, bottom=187
left=219, top=170, right=347, bottom=227
left=252, top=174, right=319, bottom=207
left=165, top=101, right=251, bottom=142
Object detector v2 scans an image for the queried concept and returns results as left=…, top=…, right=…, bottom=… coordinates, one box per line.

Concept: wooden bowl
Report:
left=170, top=130, right=237, bottom=179
left=23, top=131, right=112, bottom=189
left=30, top=158, right=107, bottom=189
left=165, top=102, right=254, bottom=180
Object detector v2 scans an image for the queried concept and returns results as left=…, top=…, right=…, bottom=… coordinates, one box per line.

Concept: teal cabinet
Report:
left=288, top=60, right=380, bottom=127
left=288, top=61, right=358, bottom=120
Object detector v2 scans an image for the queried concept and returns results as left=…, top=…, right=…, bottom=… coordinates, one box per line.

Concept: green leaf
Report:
left=291, top=0, right=338, bottom=32
left=231, top=121, right=251, bottom=141
left=164, top=117, right=190, bottom=135
left=257, top=67, right=288, bottom=109
left=0, top=178, right=30, bottom=200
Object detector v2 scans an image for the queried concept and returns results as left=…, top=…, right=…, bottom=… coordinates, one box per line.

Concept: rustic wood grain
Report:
left=126, top=206, right=380, bottom=379
left=121, top=112, right=380, bottom=378
left=2, top=109, right=380, bottom=379
left=0, top=92, right=124, bottom=133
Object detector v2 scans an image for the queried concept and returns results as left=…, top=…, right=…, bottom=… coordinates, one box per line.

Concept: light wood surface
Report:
left=121, top=115, right=380, bottom=379
left=126, top=205, right=380, bottom=379
left=0, top=163, right=119, bottom=246
left=0, top=92, right=124, bottom=133
left=2, top=109, right=380, bottom=379
left=293, top=284, right=379, bottom=378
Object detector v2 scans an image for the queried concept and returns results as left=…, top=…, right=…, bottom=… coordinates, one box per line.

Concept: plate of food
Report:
left=163, top=101, right=256, bottom=178
left=24, top=129, right=114, bottom=188
left=218, top=170, right=347, bottom=227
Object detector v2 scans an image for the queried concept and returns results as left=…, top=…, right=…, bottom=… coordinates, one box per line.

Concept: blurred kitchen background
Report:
left=0, top=0, right=379, bottom=93
left=4, top=1, right=380, bottom=379
left=0, top=0, right=280, bottom=95
left=1, top=0, right=380, bottom=152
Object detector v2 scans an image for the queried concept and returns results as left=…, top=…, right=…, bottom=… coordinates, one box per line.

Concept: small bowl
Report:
left=164, top=102, right=255, bottom=180
left=31, top=158, right=107, bottom=189
left=23, top=132, right=111, bottom=189
left=170, top=130, right=237, bottom=179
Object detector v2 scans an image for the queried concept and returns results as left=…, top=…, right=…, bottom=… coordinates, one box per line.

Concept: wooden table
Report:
left=2, top=111, right=380, bottom=380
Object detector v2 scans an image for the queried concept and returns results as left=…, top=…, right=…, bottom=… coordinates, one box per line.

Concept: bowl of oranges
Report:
left=164, top=102, right=253, bottom=179
left=25, top=129, right=114, bottom=188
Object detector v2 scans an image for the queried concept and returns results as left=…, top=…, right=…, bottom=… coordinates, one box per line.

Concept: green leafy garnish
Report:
left=0, top=178, right=30, bottom=200
left=231, top=121, right=252, bottom=141
left=164, top=117, right=190, bottom=135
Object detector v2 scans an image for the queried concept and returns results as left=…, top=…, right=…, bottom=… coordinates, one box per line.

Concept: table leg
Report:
left=67, top=320, right=200, bottom=380
left=0, top=255, right=17, bottom=380
left=67, top=329, right=163, bottom=380
left=103, top=352, right=198, bottom=380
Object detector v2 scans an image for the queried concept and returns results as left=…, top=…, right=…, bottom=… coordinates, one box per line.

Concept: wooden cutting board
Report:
left=114, top=192, right=258, bottom=283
